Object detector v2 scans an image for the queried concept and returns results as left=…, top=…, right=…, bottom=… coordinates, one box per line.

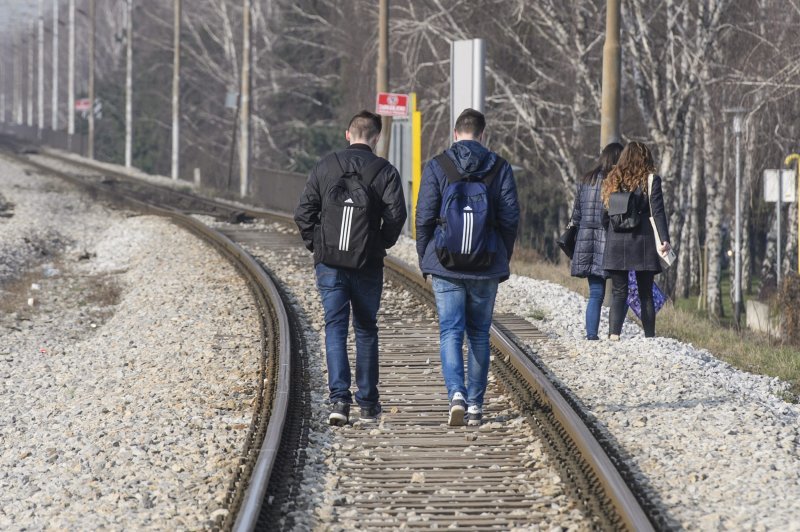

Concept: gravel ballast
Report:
left=0, top=156, right=260, bottom=529
left=390, top=236, right=800, bottom=530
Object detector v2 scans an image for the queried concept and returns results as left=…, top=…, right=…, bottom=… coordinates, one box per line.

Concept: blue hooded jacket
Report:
left=415, top=140, right=520, bottom=281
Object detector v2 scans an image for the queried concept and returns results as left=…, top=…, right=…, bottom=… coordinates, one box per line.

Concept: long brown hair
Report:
left=601, top=141, right=656, bottom=206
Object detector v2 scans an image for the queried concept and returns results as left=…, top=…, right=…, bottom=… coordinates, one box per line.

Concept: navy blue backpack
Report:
left=433, top=153, right=505, bottom=271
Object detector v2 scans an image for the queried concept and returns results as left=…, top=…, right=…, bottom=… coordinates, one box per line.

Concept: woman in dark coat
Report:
left=569, top=142, right=623, bottom=340
left=601, top=141, right=672, bottom=339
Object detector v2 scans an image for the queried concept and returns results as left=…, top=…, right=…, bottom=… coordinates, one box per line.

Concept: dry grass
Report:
left=510, top=252, right=800, bottom=400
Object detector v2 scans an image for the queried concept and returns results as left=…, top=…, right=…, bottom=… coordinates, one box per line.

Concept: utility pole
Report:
left=28, top=27, right=34, bottom=127
left=125, top=0, right=134, bottom=168
left=52, top=0, right=59, bottom=131
left=38, top=0, right=45, bottom=134
left=68, top=0, right=75, bottom=143
left=15, top=33, right=23, bottom=124
left=239, top=0, right=251, bottom=197
left=600, top=0, right=621, bottom=148
left=786, top=153, right=800, bottom=273
left=172, top=0, right=181, bottom=180
left=376, top=0, right=391, bottom=158
left=725, top=108, right=746, bottom=328
left=88, top=0, right=95, bottom=159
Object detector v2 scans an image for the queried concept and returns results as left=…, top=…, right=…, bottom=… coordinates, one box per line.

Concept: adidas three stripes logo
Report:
left=339, top=198, right=354, bottom=252
left=462, top=206, right=473, bottom=254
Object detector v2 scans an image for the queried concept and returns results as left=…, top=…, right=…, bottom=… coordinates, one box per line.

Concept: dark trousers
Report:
left=608, top=270, right=656, bottom=337
left=315, top=263, right=383, bottom=408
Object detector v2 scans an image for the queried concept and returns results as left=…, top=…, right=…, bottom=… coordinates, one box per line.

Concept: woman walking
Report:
left=601, top=142, right=671, bottom=339
left=569, top=143, right=623, bottom=340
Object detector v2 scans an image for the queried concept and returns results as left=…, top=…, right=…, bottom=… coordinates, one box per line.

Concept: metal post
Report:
left=15, top=34, right=23, bottom=124
left=51, top=0, right=59, bottom=131
left=68, top=0, right=75, bottom=142
left=38, top=0, right=45, bottom=134
left=88, top=0, right=95, bottom=159
left=125, top=0, right=133, bottom=168
left=733, top=115, right=743, bottom=328
left=239, top=0, right=251, bottom=197
left=171, top=0, right=181, bottom=180
left=786, top=153, right=800, bottom=273
left=600, top=0, right=622, bottom=148
left=376, top=0, right=391, bottom=158
left=28, top=28, right=34, bottom=127
left=777, top=165, right=782, bottom=287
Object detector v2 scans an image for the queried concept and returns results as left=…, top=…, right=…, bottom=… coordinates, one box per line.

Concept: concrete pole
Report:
left=68, top=0, right=75, bottom=138
left=733, top=116, right=742, bottom=328
left=172, top=0, right=181, bottom=180
left=239, top=0, right=251, bottom=197
left=376, top=0, right=391, bottom=158
left=51, top=0, right=59, bottom=131
left=600, top=0, right=622, bottom=148
left=786, top=153, right=800, bottom=273
left=125, top=0, right=133, bottom=168
left=15, top=34, right=23, bottom=124
left=777, top=165, right=782, bottom=287
left=28, top=28, right=34, bottom=127
left=88, top=0, right=95, bottom=159
left=38, top=0, right=45, bottom=134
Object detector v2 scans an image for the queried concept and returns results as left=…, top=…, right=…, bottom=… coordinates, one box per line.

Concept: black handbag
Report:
left=557, top=224, right=578, bottom=259
left=608, top=189, right=642, bottom=232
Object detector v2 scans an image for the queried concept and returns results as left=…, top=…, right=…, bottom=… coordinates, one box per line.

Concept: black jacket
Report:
left=569, top=171, right=607, bottom=279
left=294, top=144, right=407, bottom=268
left=602, top=174, right=671, bottom=272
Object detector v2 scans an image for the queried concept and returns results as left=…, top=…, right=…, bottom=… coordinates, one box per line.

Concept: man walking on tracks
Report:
left=415, top=108, right=520, bottom=426
left=295, top=110, right=407, bottom=426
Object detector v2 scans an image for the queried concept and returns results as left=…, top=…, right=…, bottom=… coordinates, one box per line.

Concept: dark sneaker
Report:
left=448, top=392, right=466, bottom=426
left=467, top=405, right=483, bottom=426
left=360, top=404, right=382, bottom=422
left=329, top=402, right=350, bottom=426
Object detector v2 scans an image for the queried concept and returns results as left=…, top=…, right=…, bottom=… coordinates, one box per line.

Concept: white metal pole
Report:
left=239, top=0, right=251, bottom=197
left=125, top=0, right=133, bottom=168
left=28, top=28, right=34, bottom=127
left=68, top=0, right=75, bottom=137
left=734, top=117, right=742, bottom=327
left=172, top=0, right=181, bottom=180
left=38, top=0, right=45, bottom=134
left=777, top=167, right=782, bottom=287
left=15, top=34, right=23, bottom=124
left=88, top=0, right=95, bottom=159
left=51, top=0, right=59, bottom=131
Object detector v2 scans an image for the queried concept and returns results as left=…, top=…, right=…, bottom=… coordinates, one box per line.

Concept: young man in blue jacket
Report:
left=415, top=108, right=520, bottom=426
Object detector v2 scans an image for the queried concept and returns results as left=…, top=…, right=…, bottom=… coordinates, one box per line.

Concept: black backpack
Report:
left=608, top=188, right=643, bottom=232
left=318, top=154, right=388, bottom=269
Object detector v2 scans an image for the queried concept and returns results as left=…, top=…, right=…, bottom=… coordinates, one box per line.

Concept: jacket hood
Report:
left=448, top=140, right=496, bottom=177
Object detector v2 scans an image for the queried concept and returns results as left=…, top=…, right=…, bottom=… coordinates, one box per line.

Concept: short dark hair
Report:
left=454, top=108, right=486, bottom=137
left=348, top=110, right=382, bottom=141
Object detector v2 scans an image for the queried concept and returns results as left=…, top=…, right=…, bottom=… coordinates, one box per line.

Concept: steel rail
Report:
left=10, top=145, right=656, bottom=531
left=0, top=145, right=292, bottom=532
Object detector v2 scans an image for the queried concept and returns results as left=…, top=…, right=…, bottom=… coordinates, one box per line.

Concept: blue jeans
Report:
left=431, top=275, right=499, bottom=407
left=586, top=275, right=606, bottom=340
left=315, top=263, right=383, bottom=408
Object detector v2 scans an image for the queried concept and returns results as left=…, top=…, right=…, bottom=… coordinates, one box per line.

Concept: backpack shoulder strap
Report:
left=435, top=153, right=464, bottom=184
left=482, top=156, right=506, bottom=188
left=359, top=156, right=389, bottom=187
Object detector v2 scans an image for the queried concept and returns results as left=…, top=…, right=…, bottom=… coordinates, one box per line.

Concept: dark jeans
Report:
left=585, top=275, right=606, bottom=340
left=315, top=263, right=383, bottom=408
left=608, top=270, right=656, bottom=337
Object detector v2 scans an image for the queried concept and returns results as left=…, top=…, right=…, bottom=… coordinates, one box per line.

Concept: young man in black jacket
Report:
left=294, top=110, right=407, bottom=425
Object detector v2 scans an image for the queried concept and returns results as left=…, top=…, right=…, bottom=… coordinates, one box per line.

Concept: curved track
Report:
left=2, top=140, right=659, bottom=531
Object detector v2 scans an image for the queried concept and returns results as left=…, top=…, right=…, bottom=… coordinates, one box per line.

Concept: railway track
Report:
left=1, top=139, right=659, bottom=531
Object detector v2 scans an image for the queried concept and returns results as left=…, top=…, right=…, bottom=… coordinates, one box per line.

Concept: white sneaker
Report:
left=448, top=392, right=466, bottom=426
left=467, top=405, right=483, bottom=426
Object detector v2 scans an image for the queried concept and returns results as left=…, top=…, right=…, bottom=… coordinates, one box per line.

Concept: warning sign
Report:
left=376, top=92, right=409, bottom=118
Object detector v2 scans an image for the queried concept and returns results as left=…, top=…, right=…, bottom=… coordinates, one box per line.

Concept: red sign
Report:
left=376, top=92, right=409, bottom=117
left=74, top=98, right=91, bottom=112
